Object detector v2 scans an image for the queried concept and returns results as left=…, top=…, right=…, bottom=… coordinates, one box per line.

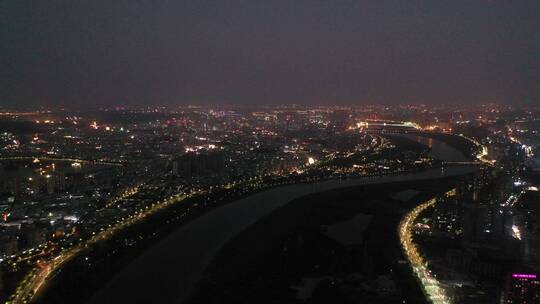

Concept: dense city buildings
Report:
left=0, top=104, right=539, bottom=303
left=2, top=0, right=539, bottom=302
left=505, top=273, right=540, bottom=304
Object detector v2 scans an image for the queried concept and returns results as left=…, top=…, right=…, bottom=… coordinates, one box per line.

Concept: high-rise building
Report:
left=47, top=172, right=65, bottom=194
left=504, top=273, right=540, bottom=304
left=461, top=203, right=489, bottom=246
left=172, top=150, right=224, bottom=180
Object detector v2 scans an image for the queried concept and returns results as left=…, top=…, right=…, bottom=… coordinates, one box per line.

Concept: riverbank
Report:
left=84, top=166, right=477, bottom=304
left=187, top=179, right=457, bottom=304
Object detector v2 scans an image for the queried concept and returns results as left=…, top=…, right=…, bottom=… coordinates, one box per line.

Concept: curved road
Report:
left=88, top=165, right=477, bottom=304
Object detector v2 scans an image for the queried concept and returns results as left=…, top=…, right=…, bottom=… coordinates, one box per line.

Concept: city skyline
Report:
left=1, top=1, right=540, bottom=303
left=0, top=104, right=539, bottom=303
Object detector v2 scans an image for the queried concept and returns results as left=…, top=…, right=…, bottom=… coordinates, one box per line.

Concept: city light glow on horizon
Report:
left=512, top=274, right=537, bottom=279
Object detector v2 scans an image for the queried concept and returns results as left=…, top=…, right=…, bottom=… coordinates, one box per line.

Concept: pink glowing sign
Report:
left=512, top=274, right=537, bottom=279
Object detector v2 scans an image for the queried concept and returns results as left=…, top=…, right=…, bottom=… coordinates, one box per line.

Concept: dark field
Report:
left=188, top=178, right=460, bottom=304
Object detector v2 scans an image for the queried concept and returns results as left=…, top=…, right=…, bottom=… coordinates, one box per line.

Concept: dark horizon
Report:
left=1, top=101, right=537, bottom=112
left=2, top=0, right=540, bottom=107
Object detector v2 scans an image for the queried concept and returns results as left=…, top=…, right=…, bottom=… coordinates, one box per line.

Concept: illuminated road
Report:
left=0, top=156, right=125, bottom=166
left=399, top=190, right=455, bottom=304
left=97, top=185, right=141, bottom=212
left=5, top=132, right=481, bottom=303
left=453, top=133, right=493, bottom=165
left=4, top=185, right=141, bottom=271
left=9, top=192, right=194, bottom=304
left=0, top=112, right=42, bottom=116
left=88, top=166, right=477, bottom=304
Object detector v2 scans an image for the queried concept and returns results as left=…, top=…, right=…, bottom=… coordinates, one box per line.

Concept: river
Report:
left=88, top=165, right=477, bottom=304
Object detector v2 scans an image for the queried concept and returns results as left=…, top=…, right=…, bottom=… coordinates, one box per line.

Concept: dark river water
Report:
left=395, top=133, right=470, bottom=162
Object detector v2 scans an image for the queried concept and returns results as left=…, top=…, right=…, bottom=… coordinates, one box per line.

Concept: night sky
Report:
left=1, top=1, right=539, bottom=107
